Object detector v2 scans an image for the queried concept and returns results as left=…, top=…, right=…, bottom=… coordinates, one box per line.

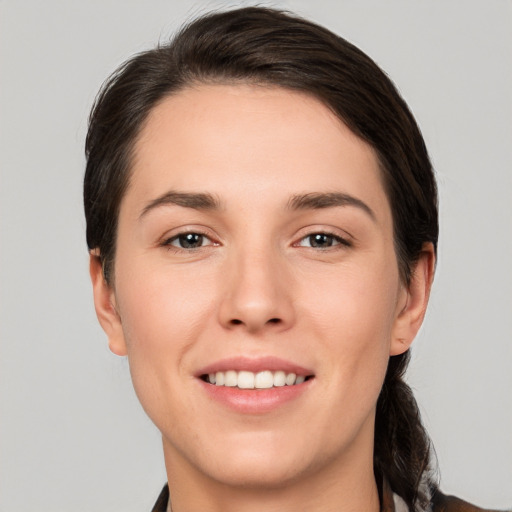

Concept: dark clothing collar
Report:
left=151, top=480, right=398, bottom=512
left=150, top=479, right=495, bottom=512
left=151, top=484, right=169, bottom=512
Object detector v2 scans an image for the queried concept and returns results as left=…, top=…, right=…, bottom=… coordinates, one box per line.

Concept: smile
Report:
left=203, top=370, right=311, bottom=389
left=197, top=358, right=315, bottom=413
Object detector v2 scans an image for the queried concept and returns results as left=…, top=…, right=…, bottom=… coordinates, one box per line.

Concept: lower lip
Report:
left=198, top=379, right=313, bottom=414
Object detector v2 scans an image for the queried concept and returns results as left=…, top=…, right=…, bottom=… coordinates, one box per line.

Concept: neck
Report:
left=162, top=436, right=380, bottom=512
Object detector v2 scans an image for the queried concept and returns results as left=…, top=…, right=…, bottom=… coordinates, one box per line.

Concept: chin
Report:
left=173, top=429, right=317, bottom=490
left=206, top=452, right=310, bottom=490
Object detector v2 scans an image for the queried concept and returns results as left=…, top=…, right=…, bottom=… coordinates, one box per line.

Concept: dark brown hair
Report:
left=84, top=7, right=438, bottom=509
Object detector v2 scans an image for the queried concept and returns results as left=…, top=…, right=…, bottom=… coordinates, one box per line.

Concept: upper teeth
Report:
left=208, top=370, right=306, bottom=389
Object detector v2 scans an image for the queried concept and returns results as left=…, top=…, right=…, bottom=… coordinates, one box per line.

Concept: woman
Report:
left=84, top=7, right=498, bottom=512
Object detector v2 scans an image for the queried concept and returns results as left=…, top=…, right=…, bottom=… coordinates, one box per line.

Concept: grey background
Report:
left=1, top=1, right=511, bottom=510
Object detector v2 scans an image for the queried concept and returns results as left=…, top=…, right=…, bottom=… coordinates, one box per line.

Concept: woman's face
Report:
left=93, top=84, right=424, bottom=489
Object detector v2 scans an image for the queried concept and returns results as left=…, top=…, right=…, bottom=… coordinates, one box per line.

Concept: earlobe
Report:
left=89, top=251, right=128, bottom=356
left=390, top=243, right=436, bottom=356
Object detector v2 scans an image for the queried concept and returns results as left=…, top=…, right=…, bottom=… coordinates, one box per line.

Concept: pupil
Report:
left=311, top=234, right=332, bottom=247
left=180, top=233, right=203, bottom=248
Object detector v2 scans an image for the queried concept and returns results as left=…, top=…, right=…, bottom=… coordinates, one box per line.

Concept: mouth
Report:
left=200, top=370, right=314, bottom=389
left=196, top=357, right=315, bottom=412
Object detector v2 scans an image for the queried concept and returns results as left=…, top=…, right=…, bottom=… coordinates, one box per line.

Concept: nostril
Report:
left=229, top=318, right=281, bottom=326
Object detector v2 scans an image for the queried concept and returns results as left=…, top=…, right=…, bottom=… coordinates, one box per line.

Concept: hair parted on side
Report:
left=84, top=7, right=439, bottom=510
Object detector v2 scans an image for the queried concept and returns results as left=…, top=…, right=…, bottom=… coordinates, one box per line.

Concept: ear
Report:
left=390, top=243, right=436, bottom=356
left=89, top=251, right=127, bottom=356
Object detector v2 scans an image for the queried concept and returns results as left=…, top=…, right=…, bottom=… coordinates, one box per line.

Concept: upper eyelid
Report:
left=157, top=225, right=354, bottom=246
left=160, top=226, right=217, bottom=242
left=164, top=233, right=216, bottom=247
left=161, top=231, right=219, bottom=253
left=295, top=232, right=351, bottom=248
left=167, top=232, right=211, bottom=243
left=293, top=225, right=355, bottom=243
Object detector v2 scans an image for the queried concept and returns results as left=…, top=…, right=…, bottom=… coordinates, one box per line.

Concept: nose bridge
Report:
left=218, top=238, right=294, bottom=332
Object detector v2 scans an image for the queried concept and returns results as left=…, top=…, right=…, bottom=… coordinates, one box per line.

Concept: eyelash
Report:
left=161, top=230, right=216, bottom=252
left=161, top=230, right=351, bottom=252
left=295, top=231, right=352, bottom=250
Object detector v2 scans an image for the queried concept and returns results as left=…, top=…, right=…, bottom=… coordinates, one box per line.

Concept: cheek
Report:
left=115, top=255, right=216, bottom=345
left=112, top=258, right=218, bottom=411
left=113, top=265, right=244, bottom=464
left=300, top=255, right=400, bottom=340
left=299, top=258, right=399, bottom=396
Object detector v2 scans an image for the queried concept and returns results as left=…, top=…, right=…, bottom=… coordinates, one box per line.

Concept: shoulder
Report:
left=388, top=482, right=505, bottom=512
left=431, top=489, right=506, bottom=512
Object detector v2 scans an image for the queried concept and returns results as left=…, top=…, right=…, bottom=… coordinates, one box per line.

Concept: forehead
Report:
left=126, top=84, right=388, bottom=218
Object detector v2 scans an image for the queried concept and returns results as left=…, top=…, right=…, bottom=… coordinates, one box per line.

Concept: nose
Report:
left=218, top=245, right=295, bottom=333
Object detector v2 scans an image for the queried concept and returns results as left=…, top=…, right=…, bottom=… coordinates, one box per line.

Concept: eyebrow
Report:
left=139, top=191, right=221, bottom=219
left=139, top=190, right=375, bottom=221
left=287, top=192, right=376, bottom=221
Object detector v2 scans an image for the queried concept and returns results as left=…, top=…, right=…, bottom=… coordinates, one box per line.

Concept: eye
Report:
left=165, top=232, right=212, bottom=249
left=297, top=232, right=350, bottom=249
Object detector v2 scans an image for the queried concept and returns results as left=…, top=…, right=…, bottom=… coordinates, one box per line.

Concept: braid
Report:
left=374, top=351, right=437, bottom=511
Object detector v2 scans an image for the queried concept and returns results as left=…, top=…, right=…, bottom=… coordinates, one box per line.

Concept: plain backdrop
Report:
left=1, top=1, right=511, bottom=510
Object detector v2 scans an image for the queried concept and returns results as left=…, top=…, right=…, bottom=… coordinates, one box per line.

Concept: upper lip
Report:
left=196, top=356, right=314, bottom=377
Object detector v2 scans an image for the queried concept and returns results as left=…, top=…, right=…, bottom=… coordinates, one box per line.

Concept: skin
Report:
left=90, top=84, right=435, bottom=512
